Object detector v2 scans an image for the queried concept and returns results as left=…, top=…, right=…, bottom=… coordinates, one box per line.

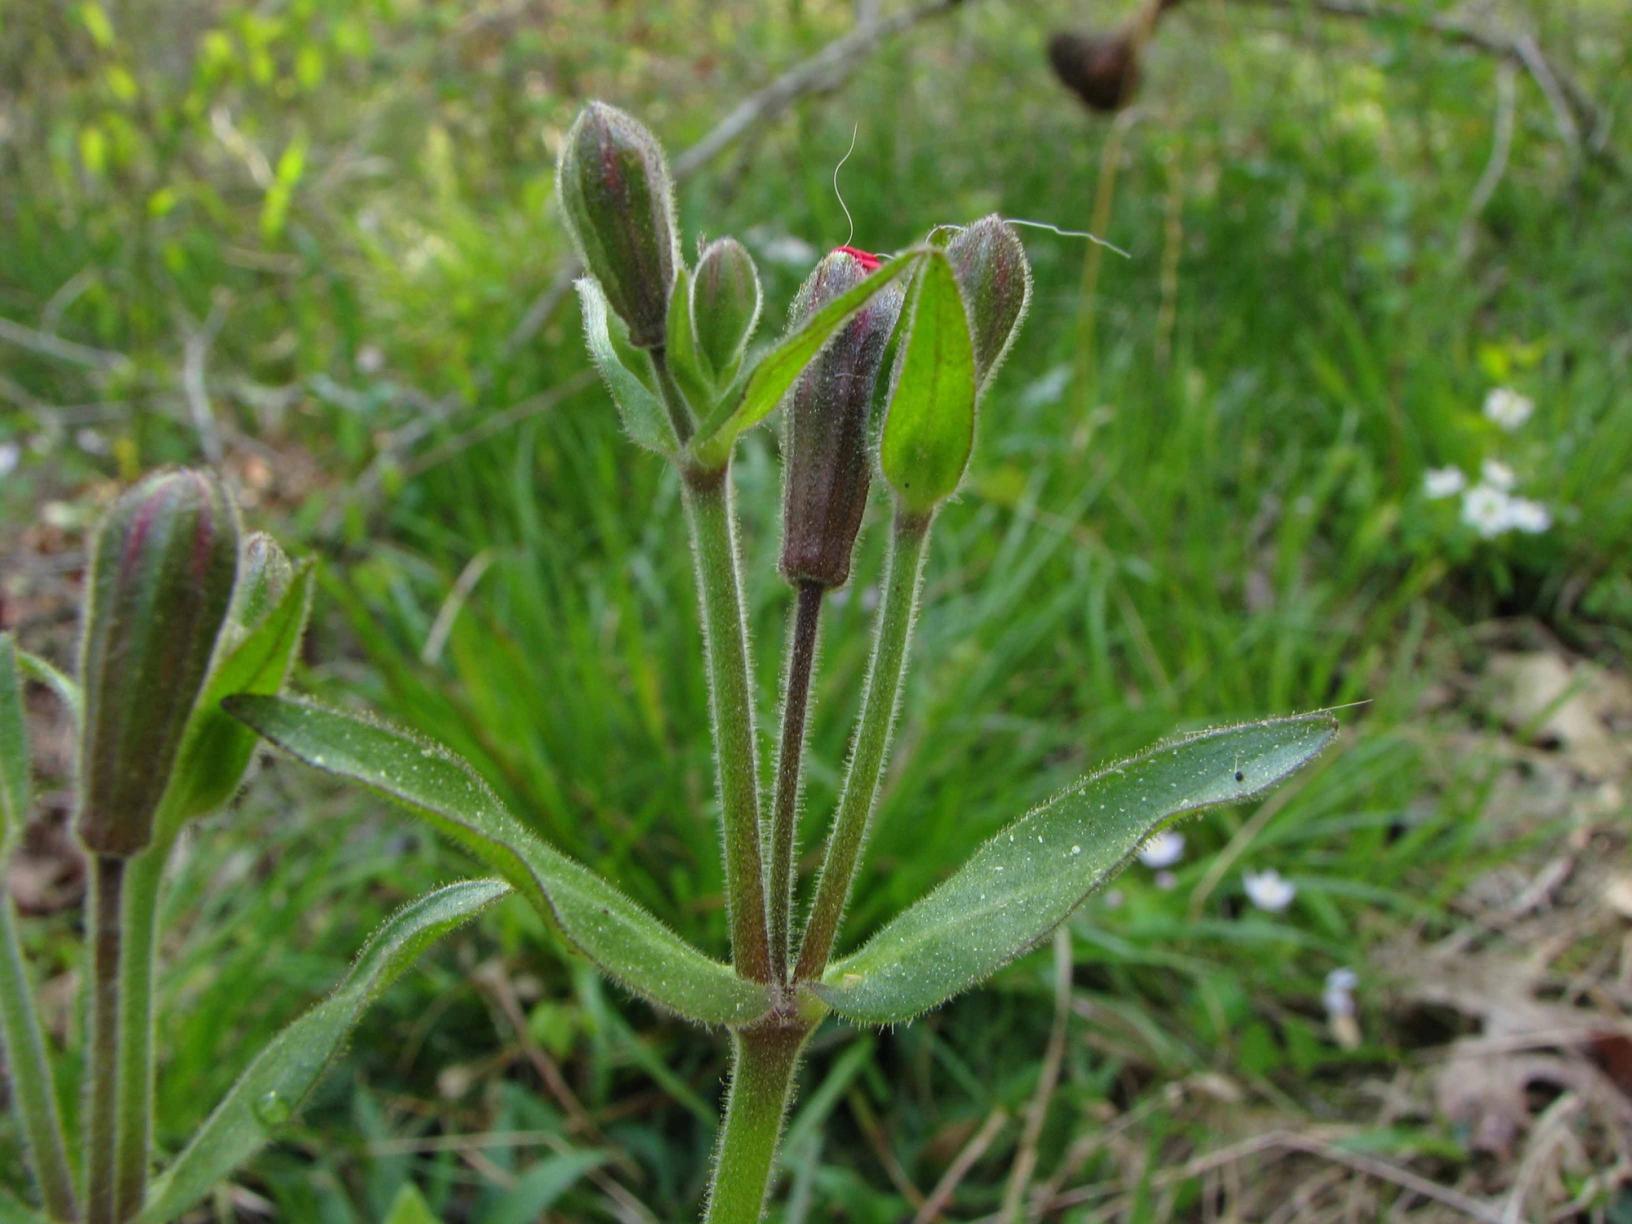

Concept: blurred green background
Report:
left=2, top=0, right=1629, bottom=1218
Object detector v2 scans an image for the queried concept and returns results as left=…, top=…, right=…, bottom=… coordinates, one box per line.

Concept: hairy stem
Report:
left=794, top=511, right=931, bottom=981
left=0, top=887, right=79, bottom=1221
left=649, top=347, right=695, bottom=445
left=86, top=855, right=126, bottom=1224
left=767, top=582, right=824, bottom=984
left=680, top=469, right=772, bottom=983
left=703, top=1024, right=810, bottom=1223
left=113, top=836, right=171, bottom=1219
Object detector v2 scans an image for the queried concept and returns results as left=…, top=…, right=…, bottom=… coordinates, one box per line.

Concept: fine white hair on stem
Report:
left=926, top=217, right=1131, bottom=259
left=833, top=123, right=860, bottom=248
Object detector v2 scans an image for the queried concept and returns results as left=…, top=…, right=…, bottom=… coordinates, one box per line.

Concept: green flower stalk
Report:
left=556, top=101, right=679, bottom=349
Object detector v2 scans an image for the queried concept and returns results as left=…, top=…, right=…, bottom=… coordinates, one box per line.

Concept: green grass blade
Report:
left=138, top=879, right=509, bottom=1223
left=688, top=248, right=925, bottom=470
left=0, top=635, right=29, bottom=855
left=225, top=694, right=772, bottom=1027
left=816, top=713, right=1339, bottom=1024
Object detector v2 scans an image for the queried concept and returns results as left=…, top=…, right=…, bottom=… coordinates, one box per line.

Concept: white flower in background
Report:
left=1423, top=466, right=1466, bottom=499
left=1502, top=496, right=1552, bottom=534
left=1154, top=870, right=1178, bottom=891
left=0, top=441, right=18, bottom=477
left=1137, top=829, right=1185, bottom=868
left=1480, top=458, right=1516, bottom=490
left=1101, top=888, right=1124, bottom=910
left=1462, top=485, right=1511, bottom=538
left=1322, top=968, right=1358, bottom=1019
left=1482, top=387, right=1534, bottom=431
left=1243, top=868, right=1296, bottom=912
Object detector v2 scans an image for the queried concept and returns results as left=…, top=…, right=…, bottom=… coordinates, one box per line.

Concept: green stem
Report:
left=680, top=469, right=772, bottom=983
left=85, top=855, right=125, bottom=1224
left=794, top=511, right=931, bottom=982
left=649, top=347, right=695, bottom=446
left=0, top=887, right=79, bottom=1221
left=767, top=582, right=824, bottom=984
left=703, top=1025, right=810, bottom=1223
left=113, top=836, right=170, bottom=1220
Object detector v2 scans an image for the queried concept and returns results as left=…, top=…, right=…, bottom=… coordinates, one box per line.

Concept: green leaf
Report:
left=688, top=248, right=926, bottom=471
left=878, top=250, right=978, bottom=514
left=139, top=879, right=508, bottom=1223
left=664, top=263, right=716, bottom=409
left=225, top=694, right=772, bottom=1028
left=575, top=278, right=673, bottom=456
left=0, top=636, right=29, bottom=857
left=815, top=714, right=1339, bottom=1024
left=487, top=1151, right=610, bottom=1224
left=162, top=564, right=315, bottom=829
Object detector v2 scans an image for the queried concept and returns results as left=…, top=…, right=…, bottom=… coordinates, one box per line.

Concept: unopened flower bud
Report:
left=691, top=238, right=761, bottom=379
left=235, top=532, right=293, bottom=632
left=780, top=248, right=903, bottom=589
left=77, top=470, right=239, bottom=856
left=946, top=215, right=1031, bottom=390
left=556, top=101, right=679, bottom=349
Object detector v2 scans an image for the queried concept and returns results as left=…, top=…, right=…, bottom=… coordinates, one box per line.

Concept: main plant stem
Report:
left=0, top=887, right=78, bottom=1221
left=794, top=511, right=931, bottom=981
left=679, top=469, right=772, bottom=983
left=767, top=582, right=823, bottom=983
left=113, top=835, right=171, bottom=1219
left=86, top=854, right=126, bottom=1224
left=703, top=1023, right=811, bottom=1224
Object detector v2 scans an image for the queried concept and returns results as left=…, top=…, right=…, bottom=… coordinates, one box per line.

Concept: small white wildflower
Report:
left=1322, top=968, right=1358, bottom=1019
left=0, top=441, right=18, bottom=477
left=1154, top=870, right=1178, bottom=891
left=1101, top=888, right=1124, bottom=910
left=356, top=344, right=385, bottom=375
left=76, top=428, right=108, bottom=455
left=1482, top=387, right=1534, bottom=431
left=1137, top=829, right=1185, bottom=868
left=1243, top=868, right=1296, bottom=912
left=1461, top=484, right=1511, bottom=538
left=1501, top=496, right=1552, bottom=534
left=1480, top=458, right=1516, bottom=490
left=1423, top=466, right=1466, bottom=499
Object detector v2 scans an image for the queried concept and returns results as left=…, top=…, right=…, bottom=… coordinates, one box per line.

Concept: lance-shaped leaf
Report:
left=878, top=250, right=979, bottom=514
left=161, top=563, right=315, bottom=829
left=687, top=248, right=926, bottom=472
left=138, top=880, right=508, bottom=1223
left=226, top=694, right=772, bottom=1027
left=576, top=278, right=674, bottom=456
left=815, top=713, right=1338, bottom=1024
left=0, top=635, right=29, bottom=858
left=13, top=649, right=79, bottom=726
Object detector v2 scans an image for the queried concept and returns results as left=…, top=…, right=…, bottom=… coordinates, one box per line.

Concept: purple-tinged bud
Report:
left=780, top=248, right=904, bottom=589
left=234, top=532, right=293, bottom=632
left=691, top=238, right=761, bottom=379
left=77, top=470, right=239, bottom=856
left=946, top=215, right=1032, bottom=391
left=556, top=101, right=679, bottom=349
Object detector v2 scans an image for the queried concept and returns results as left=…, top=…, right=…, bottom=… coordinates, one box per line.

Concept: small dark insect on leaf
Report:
left=1235, top=771, right=1245, bottom=782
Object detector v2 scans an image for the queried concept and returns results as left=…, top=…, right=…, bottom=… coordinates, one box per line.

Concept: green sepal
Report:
left=665, top=262, right=717, bottom=410
left=225, top=694, right=773, bottom=1028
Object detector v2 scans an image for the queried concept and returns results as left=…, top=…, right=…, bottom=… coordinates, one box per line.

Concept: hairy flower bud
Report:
left=946, top=215, right=1031, bottom=390
left=691, top=237, right=761, bottom=379
left=556, top=101, right=679, bottom=349
left=77, top=470, right=239, bottom=856
left=234, top=532, right=293, bottom=632
left=780, top=248, right=904, bottom=589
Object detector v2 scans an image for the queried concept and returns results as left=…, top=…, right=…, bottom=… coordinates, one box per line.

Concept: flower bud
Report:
left=77, top=470, right=240, bottom=856
left=234, top=532, right=293, bottom=633
left=556, top=101, right=679, bottom=349
left=1047, top=28, right=1142, bottom=113
left=946, top=215, right=1031, bottom=390
left=690, top=237, right=761, bottom=379
left=780, top=248, right=904, bottom=589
